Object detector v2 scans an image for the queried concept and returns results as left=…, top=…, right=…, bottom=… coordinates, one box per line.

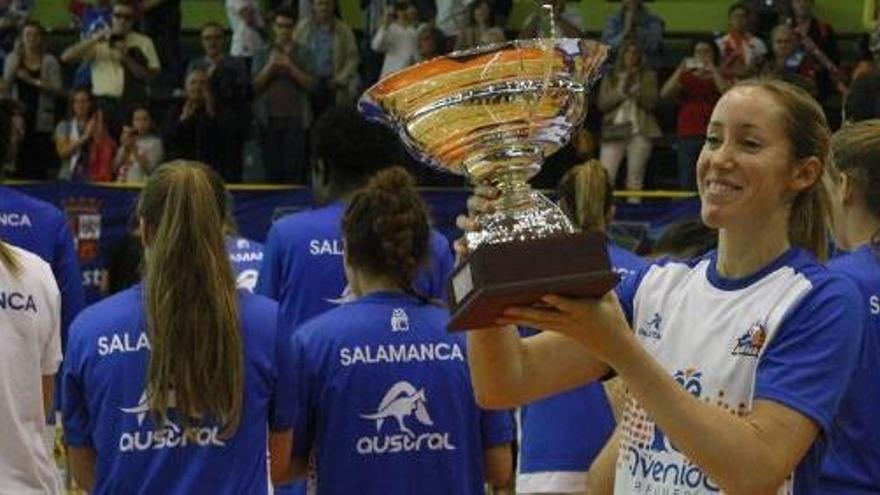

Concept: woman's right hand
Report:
left=453, top=185, right=500, bottom=262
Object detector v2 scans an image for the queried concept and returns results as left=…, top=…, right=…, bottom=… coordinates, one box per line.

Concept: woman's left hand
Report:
left=496, top=291, right=634, bottom=364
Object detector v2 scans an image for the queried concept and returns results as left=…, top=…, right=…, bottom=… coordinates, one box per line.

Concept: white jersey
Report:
left=0, top=243, right=62, bottom=494
left=614, top=249, right=863, bottom=495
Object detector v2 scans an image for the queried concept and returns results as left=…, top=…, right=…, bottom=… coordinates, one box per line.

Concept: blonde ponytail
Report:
left=137, top=161, right=243, bottom=435
left=557, top=159, right=614, bottom=232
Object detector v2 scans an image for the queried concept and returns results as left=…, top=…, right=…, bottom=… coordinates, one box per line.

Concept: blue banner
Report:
left=6, top=182, right=700, bottom=304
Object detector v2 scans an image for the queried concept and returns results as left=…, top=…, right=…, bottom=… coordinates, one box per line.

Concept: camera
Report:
left=684, top=57, right=706, bottom=70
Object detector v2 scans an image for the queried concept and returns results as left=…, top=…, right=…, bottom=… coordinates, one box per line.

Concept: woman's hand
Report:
left=496, top=291, right=633, bottom=365
left=453, top=184, right=500, bottom=262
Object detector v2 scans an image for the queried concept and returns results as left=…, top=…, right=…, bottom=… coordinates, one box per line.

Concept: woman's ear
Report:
left=789, top=156, right=823, bottom=193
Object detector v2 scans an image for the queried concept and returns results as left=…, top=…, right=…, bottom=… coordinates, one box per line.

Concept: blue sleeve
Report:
left=480, top=408, right=515, bottom=449
left=290, top=332, right=316, bottom=458
left=54, top=217, right=84, bottom=352
left=754, top=275, right=864, bottom=437
left=271, top=310, right=296, bottom=432
left=614, top=263, right=651, bottom=326
left=61, top=318, right=92, bottom=448
left=640, top=15, right=665, bottom=55
left=256, top=226, right=282, bottom=300
left=601, top=14, right=624, bottom=48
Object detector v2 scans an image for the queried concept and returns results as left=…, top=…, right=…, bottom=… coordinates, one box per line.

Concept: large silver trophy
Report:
left=359, top=37, right=617, bottom=330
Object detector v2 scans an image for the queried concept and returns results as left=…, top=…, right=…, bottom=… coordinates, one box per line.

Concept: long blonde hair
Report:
left=137, top=161, right=243, bottom=434
left=557, top=159, right=614, bottom=232
left=736, top=79, right=833, bottom=260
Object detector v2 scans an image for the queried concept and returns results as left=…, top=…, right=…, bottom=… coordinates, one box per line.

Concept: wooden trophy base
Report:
left=447, top=231, right=620, bottom=331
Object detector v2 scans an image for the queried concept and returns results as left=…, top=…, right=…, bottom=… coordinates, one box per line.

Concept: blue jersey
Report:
left=226, top=236, right=264, bottom=293
left=614, top=248, right=863, bottom=494
left=256, top=202, right=454, bottom=330
left=518, top=242, right=645, bottom=493
left=275, top=292, right=515, bottom=495
left=61, top=286, right=280, bottom=495
left=0, top=186, right=84, bottom=351
left=820, top=245, right=880, bottom=494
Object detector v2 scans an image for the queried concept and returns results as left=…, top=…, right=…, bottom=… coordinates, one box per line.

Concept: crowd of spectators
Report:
left=0, top=0, right=877, bottom=190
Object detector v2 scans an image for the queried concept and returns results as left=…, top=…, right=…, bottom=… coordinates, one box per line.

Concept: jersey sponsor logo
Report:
left=356, top=381, right=456, bottom=455
left=235, top=238, right=250, bottom=250
left=0, top=212, right=32, bottom=227
left=870, top=295, right=879, bottom=315
left=637, top=313, right=663, bottom=340
left=731, top=320, right=767, bottom=358
left=229, top=251, right=263, bottom=263
left=97, top=332, right=151, bottom=356
left=235, top=269, right=259, bottom=293
left=613, top=266, right=636, bottom=280
left=63, top=197, right=102, bottom=264
left=391, top=308, right=409, bottom=332
left=0, top=291, right=37, bottom=312
left=308, top=239, right=344, bottom=256
left=628, top=368, right=721, bottom=492
left=339, top=342, right=465, bottom=367
left=117, top=391, right=225, bottom=452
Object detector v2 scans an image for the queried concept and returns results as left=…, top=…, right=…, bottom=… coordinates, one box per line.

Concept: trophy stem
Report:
left=490, top=166, right=539, bottom=211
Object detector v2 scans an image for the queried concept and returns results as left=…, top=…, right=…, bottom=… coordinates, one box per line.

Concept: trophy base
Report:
left=447, top=231, right=620, bottom=331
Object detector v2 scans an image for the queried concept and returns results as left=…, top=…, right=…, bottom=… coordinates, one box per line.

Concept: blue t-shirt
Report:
left=820, top=244, right=880, bottom=494
left=226, top=236, right=264, bottom=293
left=256, top=202, right=454, bottom=329
left=61, top=285, right=280, bottom=495
left=0, top=185, right=84, bottom=351
left=518, top=242, right=645, bottom=492
left=613, top=247, right=863, bottom=494
left=275, top=292, right=514, bottom=495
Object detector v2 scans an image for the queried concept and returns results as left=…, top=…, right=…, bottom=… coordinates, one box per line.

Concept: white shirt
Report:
left=226, top=0, right=265, bottom=58
left=0, top=243, right=61, bottom=495
left=371, top=23, right=420, bottom=77
left=435, top=0, right=472, bottom=37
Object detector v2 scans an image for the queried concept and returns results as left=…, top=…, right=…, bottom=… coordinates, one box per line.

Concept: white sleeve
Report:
left=40, top=265, right=62, bottom=376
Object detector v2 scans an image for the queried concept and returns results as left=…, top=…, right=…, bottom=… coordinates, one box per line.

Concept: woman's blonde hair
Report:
left=735, top=78, right=832, bottom=259
left=137, top=161, right=243, bottom=435
left=0, top=240, right=20, bottom=277
left=557, top=159, right=614, bottom=232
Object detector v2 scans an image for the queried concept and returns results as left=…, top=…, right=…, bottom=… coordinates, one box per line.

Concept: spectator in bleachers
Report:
left=853, top=20, right=880, bottom=81
left=3, top=21, right=64, bottom=180
left=371, top=0, right=419, bottom=77
left=601, top=0, right=664, bottom=69
left=788, top=0, right=841, bottom=101
left=55, top=88, right=100, bottom=180
left=759, top=23, right=818, bottom=98
left=434, top=0, right=469, bottom=43
left=226, top=0, right=265, bottom=62
left=0, top=0, right=28, bottom=69
left=162, top=67, right=220, bottom=169
left=141, top=0, right=181, bottom=96
left=716, top=2, right=766, bottom=81
left=744, top=0, right=786, bottom=41
left=188, top=22, right=253, bottom=182
left=415, top=23, right=445, bottom=61
left=844, top=69, right=880, bottom=123
left=61, top=0, right=160, bottom=139
left=455, top=0, right=501, bottom=51
left=253, top=7, right=313, bottom=184
left=293, top=0, right=359, bottom=118
left=597, top=39, right=660, bottom=197
left=113, top=104, right=162, bottom=182
left=661, top=37, right=727, bottom=191
left=519, top=0, right=583, bottom=40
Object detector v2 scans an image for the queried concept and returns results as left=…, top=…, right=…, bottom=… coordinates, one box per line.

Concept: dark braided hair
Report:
left=342, top=166, right=432, bottom=304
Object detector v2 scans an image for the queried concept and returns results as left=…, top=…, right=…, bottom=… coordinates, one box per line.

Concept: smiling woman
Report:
left=465, top=78, right=867, bottom=495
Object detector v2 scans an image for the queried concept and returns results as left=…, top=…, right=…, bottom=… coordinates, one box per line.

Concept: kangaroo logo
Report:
left=638, top=313, right=663, bottom=340
left=120, top=390, right=180, bottom=432
left=360, top=381, right=434, bottom=438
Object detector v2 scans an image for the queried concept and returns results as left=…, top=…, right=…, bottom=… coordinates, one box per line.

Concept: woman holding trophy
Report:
left=462, top=79, right=865, bottom=495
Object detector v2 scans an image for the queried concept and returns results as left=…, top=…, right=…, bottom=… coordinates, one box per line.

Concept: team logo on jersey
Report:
left=63, top=197, right=102, bottom=263
left=731, top=320, right=768, bottom=358
left=391, top=308, right=409, bottom=332
left=637, top=313, right=663, bottom=340
left=355, top=381, right=455, bottom=455
left=236, top=269, right=259, bottom=293
left=117, top=390, right=225, bottom=452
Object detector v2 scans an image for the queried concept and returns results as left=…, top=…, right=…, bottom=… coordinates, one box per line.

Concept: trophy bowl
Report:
left=359, top=38, right=619, bottom=330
